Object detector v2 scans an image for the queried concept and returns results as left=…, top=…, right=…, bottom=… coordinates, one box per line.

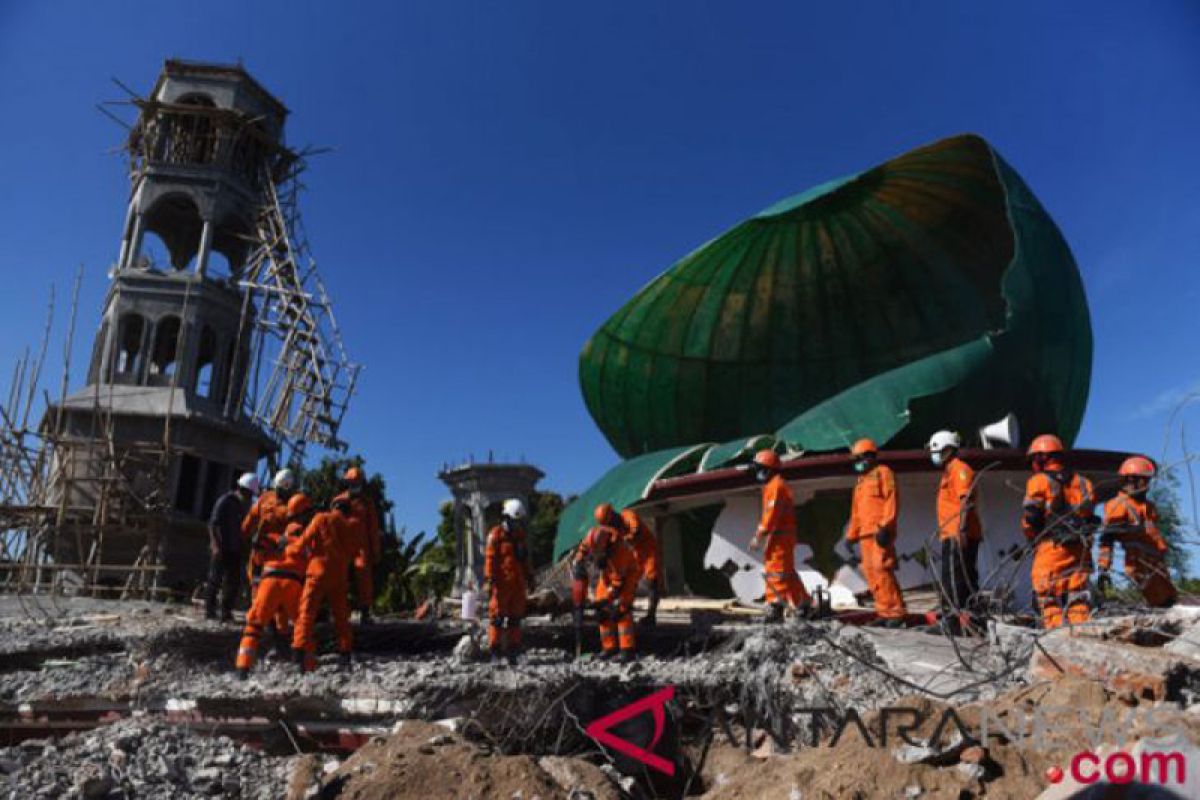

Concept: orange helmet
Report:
left=753, top=449, right=782, bottom=471
left=287, top=493, right=312, bottom=518
left=851, top=438, right=878, bottom=457
left=1026, top=434, right=1064, bottom=457
left=1119, top=456, right=1156, bottom=479
left=593, top=502, right=619, bottom=527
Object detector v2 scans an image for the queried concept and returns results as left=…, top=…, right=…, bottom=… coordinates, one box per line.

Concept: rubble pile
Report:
left=0, top=718, right=293, bottom=799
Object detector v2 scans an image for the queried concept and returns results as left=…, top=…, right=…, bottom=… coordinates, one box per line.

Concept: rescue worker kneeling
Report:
left=844, top=439, right=906, bottom=625
left=1021, top=435, right=1096, bottom=629
left=1098, top=456, right=1178, bottom=608
left=573, top=507, right=640, bottom=662
left=484, top=498, right=532, bottom=665
left=291, top=497, right=356, bottom=672
left=235, top=492, right=313, bottom=678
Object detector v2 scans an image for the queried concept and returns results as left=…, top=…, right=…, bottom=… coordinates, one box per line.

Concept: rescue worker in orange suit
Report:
left=595, top=504, right=664, bottom=627
left=1021, top=434, right=1097, bottom=629
left=291, top=497, right=356, bottom=672
left=572, top=506, right=641, bottom=662
left=749, top=450, right=812, bottom=622
left=927, top=431, right=982, bottom=634
left=483, top=498, right=532, bottom=665
left=844, top=439, right=906, bottom=626
left=235, top=493, right=314, bottom=678
left=335, top=466, right=381, bottom=625
left=242, top=468, right=297, bottom=635
left=1098, top=456, right=1178, bottom=608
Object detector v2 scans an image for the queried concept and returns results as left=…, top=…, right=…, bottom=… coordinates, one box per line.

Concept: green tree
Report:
left=1151, top=468, right=1193, bottom=581
left=528, top=490, right=571, bottom=569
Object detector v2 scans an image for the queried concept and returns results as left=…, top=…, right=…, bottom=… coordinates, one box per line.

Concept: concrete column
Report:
left=194, top=219, right=214, bottom=276
left=124, top=213, right=146, bottom=270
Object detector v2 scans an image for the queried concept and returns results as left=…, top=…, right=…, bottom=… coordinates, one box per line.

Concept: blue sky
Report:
left=0, top=2, right=1198, bottom=543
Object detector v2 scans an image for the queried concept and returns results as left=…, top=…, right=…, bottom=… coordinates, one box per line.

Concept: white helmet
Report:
left=502, top=498, right=526, bottom=521
left=237, top=473, right=261, bottom=494
left=926, top=430, right=962, bottom=453
left=272, top=468, right=296, bottom=492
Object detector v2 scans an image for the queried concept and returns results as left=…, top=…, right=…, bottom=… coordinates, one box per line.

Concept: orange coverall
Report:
left=236, top=521, right=309, bottom=671
left=242, top=489, right=292, bottom=630
left=1100, top=492, right=1177, bottom=608
left=291, top=508, right=355, bottom=670
left=757, top=474, right=810, bottom=608
left=936, top=457, right=981, bottom=615
left=1022, top=467, right=1095, bottom=628
left=574, top=527, right=640, bottom=655
left=484, top=523, right=531, bottom=652
left=847, top=463, right=905, bottom=620
left=621, top=509, right=662, bottom=591
left=335, top=491, right=381, bottom=611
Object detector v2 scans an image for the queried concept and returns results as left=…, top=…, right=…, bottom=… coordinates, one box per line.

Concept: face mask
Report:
left=931, top=451, right=945, bottom=467
left=853, top=460, right=868, bottom=474
left=755, top=468, right=771, bottom=484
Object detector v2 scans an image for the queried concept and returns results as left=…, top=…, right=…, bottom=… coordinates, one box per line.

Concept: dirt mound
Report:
left=292, top=720, right=621, bottom=800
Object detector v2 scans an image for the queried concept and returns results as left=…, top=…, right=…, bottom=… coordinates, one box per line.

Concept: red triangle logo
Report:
left=585, top=686, right=676, bottom=776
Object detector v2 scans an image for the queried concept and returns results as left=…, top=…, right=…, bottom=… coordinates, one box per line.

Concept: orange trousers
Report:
left=237, top=574, right=302, bottom=670
left=860, top=538, right=906, bottom=620
left=595, top=577, right=637, bottom=654
left=352, top=554, right=374, bottom=609
left=1032, top=544, right=1091, bottom=629
left=1125, top=546, right=1177, bottom=608
left=763, top=534, right=810, bottom=608
left=488, top=582, right=527, bottom=651
left=292, top=563, right=353, bottom=671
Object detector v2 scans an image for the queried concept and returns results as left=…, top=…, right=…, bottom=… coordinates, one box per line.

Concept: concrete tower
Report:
left=46, top=61, right=286, bottom=587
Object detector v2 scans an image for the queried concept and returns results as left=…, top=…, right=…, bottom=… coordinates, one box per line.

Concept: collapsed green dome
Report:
left=578, top=134, right=1092, bottom=458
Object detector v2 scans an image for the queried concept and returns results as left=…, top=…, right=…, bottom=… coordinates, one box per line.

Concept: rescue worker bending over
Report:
left=844, top=439, right=906, bottom=626
left=236, top=493, right=314, bottom=678
left=335, top=466, right=382, bottom=625
left=927, top=431, right=981, bottom=634
left=749, top=450, right=812, bottom=622
left=596, top=504, right=664, bottom=627
left=242, top=468, right=297, bottom=634
left=573, top=507, right=641, bottom=662
left=484, top=499, right=532, bottom=665
left=1021, top=435, right=1096, bottom=629
left=1098, top=456, right=1178, bottom=608
left=291, top=497, right=356, bottom=672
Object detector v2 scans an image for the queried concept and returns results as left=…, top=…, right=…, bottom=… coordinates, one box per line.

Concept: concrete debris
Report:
left=0, top=718, right=292, bottom=799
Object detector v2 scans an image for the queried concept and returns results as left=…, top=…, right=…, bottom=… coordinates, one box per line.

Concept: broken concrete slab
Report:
left=1030, top=625, right=1200, bottom=702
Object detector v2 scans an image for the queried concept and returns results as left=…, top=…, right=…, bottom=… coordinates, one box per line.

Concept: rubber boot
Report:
left=359, top=607, right=372, bottom=626
left=235, top=667, right=249, bottom=681
left=293, top=648, right=308, bottom=674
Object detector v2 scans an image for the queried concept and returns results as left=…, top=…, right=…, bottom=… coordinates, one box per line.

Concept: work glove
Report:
left=875, top=529, right=891, bottom=548
left=481, top=580, right=494, bottom=599
left=1096, top=572, right=1112, bottom=595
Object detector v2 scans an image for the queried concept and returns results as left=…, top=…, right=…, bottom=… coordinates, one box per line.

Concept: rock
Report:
left=193, top=766, right=222, bottom=784
left=959, top=745, right=987, bottom=764
left=453, top=634, right=481, bottom=664
left=435, top=717, right=467, bottom=733
left=752, top=735, right=779, bottom=759
left=956, top=762, right=986, bottom=781
left=904, top=785, right=922, bottom=798
left=427, top=734, right=454, bottom=747
left=893, top=744, right=937, bottom=765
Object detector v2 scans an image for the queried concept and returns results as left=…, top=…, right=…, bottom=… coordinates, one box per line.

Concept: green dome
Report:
left=578, top=134, right=1091, bottom=458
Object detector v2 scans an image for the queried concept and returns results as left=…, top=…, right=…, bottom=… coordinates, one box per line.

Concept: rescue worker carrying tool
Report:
left=335, top=466, right=382, bottom=625
left=1021, top=434, right=1097, bottom=629
left=206, top=473, right=258, bottom=622
left=291, top=497, right=356, bottom=672
left=242, top=468, right=296, bottom=632
left=927, top=431, right=981, bottom=635
left=844, top=439, right=906, bottom=625
left=235, top=493, right=314, bottom=678
left=1098, top=456, right=1178, bottom=608
left=749, top=449, right=812, bottom=622
left=484, top=498, right=532, bottom=665
left=572, top=506, right=641, bottom=662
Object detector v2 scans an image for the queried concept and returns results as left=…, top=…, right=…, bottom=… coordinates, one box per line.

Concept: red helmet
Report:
left=1026, top=434, right=1064, bottom=457
left=593, top=502, right=619, bottom=526
left=753, top=449, right=782, bottom=471
left=851, top=438, right=878, bottom=457
left=1119, top=456, right=1156, bottom=479
left=287, top=493, right=312, bottom=518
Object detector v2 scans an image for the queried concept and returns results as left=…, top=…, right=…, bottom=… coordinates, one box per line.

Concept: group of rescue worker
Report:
left=203, top=465, right=381, bottom=677
left=562, top=430, right=1178, bottom=658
